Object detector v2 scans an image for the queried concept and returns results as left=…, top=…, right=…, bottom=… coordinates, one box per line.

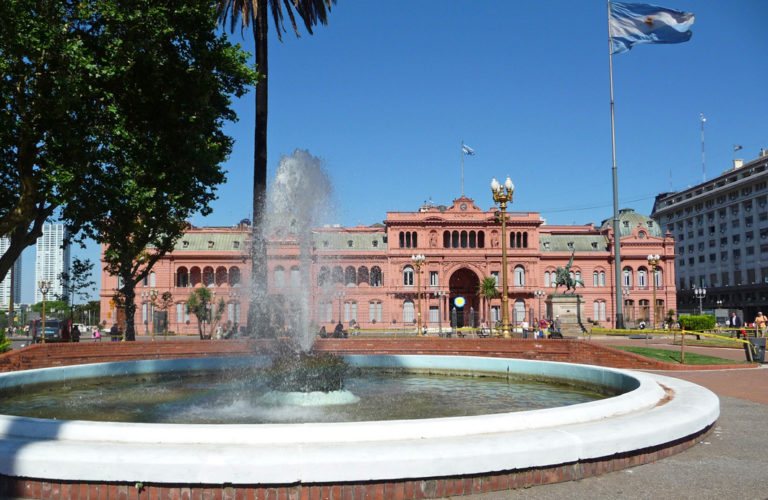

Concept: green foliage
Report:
left=0, top=327, right=10, bottom=354
left=57, top=257, right=95, bottom=314
left=187, top=288, right=226, bottom=339
left=612, top=345, right=748, bottom=365
left=678, top=314, right=716, bottom=331
left=30, top=300, right=71, bottom=319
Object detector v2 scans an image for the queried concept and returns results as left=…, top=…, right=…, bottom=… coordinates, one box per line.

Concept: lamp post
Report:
left=412, top=254, right=426, bottom=336
left=622, top=288, right=631, bottom=327
left=141, top=291, right=150, bottom=336
left=149, top=289, right=158, bottom=341
left=38, top=281, right=51, bottom=344
left=335, top=290, right=346, bottom=325
left=491, top=176, right=514, bottom=338
left=647, top=254, right=660, bottom=331
left=694, top=286, right=707, bottom=315
left=534, top=289, right=546, bottom=329
left=435, top=290, right=445, bottom=336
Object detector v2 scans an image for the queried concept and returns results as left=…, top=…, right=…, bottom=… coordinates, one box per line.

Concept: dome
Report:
left=599, top=208, right=662, bottom=238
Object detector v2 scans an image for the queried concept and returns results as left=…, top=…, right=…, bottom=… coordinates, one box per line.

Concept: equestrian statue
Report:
left=553, top=248, right=584, bottom=294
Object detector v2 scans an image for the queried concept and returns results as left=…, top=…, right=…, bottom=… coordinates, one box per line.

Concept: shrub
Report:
left=678, top=314, right=716, bottom=331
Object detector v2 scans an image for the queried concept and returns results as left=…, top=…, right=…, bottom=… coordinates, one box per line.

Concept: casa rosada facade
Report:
left=100, top=197, right=677, bottom=334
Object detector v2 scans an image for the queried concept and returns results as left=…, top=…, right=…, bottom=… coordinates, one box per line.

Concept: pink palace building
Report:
left=100, top=196, right=677, bottom=334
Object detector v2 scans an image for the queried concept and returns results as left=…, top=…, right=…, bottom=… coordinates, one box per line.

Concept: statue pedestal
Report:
left=546, top=294, right=585, bottom=334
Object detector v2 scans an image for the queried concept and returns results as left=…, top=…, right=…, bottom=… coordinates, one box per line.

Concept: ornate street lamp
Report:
left=534, top=289, right=546, bottom=330
left=647, top=254, right=661, bottom=330
left=622, top=288, right=631, bottom=327
left=411, top=254, right=426, bottom=336
left=694, top=286, right=707, bottom=315
left=38, top=281, right=51, bottom=344
left=491, top=177, right=514, bottom=338
left=149, top=289, right=158, bottom=341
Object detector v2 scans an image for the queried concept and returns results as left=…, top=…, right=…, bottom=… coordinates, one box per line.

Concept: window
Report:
left=370, top=267, right=382, bottom=287
left=491, top=271, right=500, bottom=286
left=429, top=306, right=439, bottom=323
left=593, top=271, right=599, bottom=287
left=600, top=271, right=606, bottom=287
left=347, top=240, right=353, bottom=248
left=290, top=266, right=300, bottom=288
left=403, top=300, right=415, bottom=323
left=513, top=265, right=525, bottom=287
left=369, top=301, right=382, bottom=322
left=274, top=266, right=285, bottom=288
left=622, top=267, right=632, bottom=287
left=544, top=271, right=551, bottom=287
left=429, top=271, right=439, bottom=287
left=345, top=266, right=356, bottom=286
left=403, top=266, right=414, bottom=286
left=637, top=268, right=647, bottom=288
left=344, top=301, right=357, bottom=322
left=176, top=267, right=189, bottom=288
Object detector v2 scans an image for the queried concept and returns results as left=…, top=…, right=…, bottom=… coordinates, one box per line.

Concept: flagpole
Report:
left=607, top=0, right=624, bottom=330
left=461, top=140, right=465, bottom=196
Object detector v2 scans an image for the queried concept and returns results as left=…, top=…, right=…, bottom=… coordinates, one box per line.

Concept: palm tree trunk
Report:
left=248, top=1, right=271, bottom=337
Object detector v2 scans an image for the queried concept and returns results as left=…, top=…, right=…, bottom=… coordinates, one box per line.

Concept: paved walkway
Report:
left=466, top=336, right=768, bottom=499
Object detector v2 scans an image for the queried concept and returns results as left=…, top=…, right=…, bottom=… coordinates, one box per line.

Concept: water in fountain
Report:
left=266, top=149, right=334, bottom=350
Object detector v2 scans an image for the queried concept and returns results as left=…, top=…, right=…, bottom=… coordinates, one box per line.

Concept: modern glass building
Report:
left=34, top=223, right=70, bottom=304
left=0, top=237, right=22, bottom=311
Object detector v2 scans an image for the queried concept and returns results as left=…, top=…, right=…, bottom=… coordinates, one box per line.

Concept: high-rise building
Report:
left=651, top=149, right=768, bottom=318
left=0, top=237, right=22, bottom=311
left=34, top=223, right=70, bottom=304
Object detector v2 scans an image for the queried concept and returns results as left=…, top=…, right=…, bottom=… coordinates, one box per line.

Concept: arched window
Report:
left=514, top=265, right=525, bottom=287
left=403, top=300, right=415, bottom=323
left=176, top=267, right=189, bottom=288
left=593, top=271, right=599, bottom=287
left=523, top=232, right=528, bottom=248
left=600, top=301, right=606, bottom=321
left=599, top=271, right=606, bottom=287
left=638, top=267, right=648, bottom=288
left=215, top=267, right=227, bottom=287
left=357, top=266, right=369, bottom=285
left=513, top=300, right=526, bottom=323
left=460, top=231, right=468, bottom=248
left=229, top=266, right=241, bottom=287
left=516, top=232, right=522, bottom=248
left=149, top=271, right=156, bottom=287
left=290, top=266, right=300, bottom=288
left=509, top=232, right=515, bottom=248
left=575, top=271, right=582, bottom=287
left=399, top=232, right=405, bottom=248
left=452, top=231, right=459, bottom=248
left=622, top=267, right=633, bottom=287
left=370, top=266, right=382, bottom=287
left=593, top=301, right=599, bottom=322
left=203, top=266, right=214, bottom=287
left=478, top=231, right=485, bottom=248
left=345, top=266, right=356, bottom=286
left=403, top=266, right=414, bottom=286
left=412, top=232, right=418, bottom=248
left=654, top=268, right=662, bottom=287
left=544, top=271, right=551, bottom=288
left=469, top=231, right=476, bottom=248
left=332, top=266, right=344, bottom=284
left=318, top=266, right=330, bottom=286
left=274, top=266, right=285, bottom=288
left=405, top=232, right=411, bottom=248
left=190, top=267, right=201, bottom=287
left=443, top=231, right=450, bottom=248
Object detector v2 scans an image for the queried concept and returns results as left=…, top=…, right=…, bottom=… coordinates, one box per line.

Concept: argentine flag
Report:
left=610, top=2, right=694, bottom=54
left=462, top=144, right=476, bottom=156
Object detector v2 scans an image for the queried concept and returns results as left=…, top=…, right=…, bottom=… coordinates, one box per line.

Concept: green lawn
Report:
left=610, top=345, right=750, bottom=365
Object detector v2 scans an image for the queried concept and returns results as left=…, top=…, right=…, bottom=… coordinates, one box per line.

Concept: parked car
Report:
left=31, top=319, right=65, bottom=343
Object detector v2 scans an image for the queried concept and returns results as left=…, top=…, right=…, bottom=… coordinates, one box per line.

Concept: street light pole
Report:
left=622, top=288, right=630, bottom=327
left=436, top=290, right=445, bottom=336
left=412, top=254, right=426, bottom=336
left=647, top=254, right=660, bottom=331
left=335, top=290, right=346, bottom=325
left=534, top=289, right=546, bottom=330
left=491, top=176, right=515, bottom=338
left=38, top=281, right=50, bottom=344
left=694, top=286, right=707, bottom=315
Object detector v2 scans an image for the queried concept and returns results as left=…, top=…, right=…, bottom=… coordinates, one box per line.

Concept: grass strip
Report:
left=610, top=345, right=750, bottom=365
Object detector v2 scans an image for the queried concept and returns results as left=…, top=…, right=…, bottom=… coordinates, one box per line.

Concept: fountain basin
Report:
left=0, top=354, right=718, bottom=488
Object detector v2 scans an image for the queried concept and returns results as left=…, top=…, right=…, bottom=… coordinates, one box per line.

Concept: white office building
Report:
left=0, top=237, right=22, bottom=311
left=651, top=149, right=768, bottom=318
left=34, top=223, right=70, bottom=304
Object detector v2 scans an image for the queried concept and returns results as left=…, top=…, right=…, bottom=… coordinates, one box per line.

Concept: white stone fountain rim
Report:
left=0, top=355, right=719, bottom=484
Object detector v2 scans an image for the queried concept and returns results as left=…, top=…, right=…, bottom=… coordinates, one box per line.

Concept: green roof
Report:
left=539, top=234, right=607, bottom=252
left=313, top=231, right=387, bottom=251
left=174, top=233, right=247, bottom=252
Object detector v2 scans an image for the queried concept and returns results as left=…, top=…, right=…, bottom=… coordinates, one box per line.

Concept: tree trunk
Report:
left=122, top=276, right=137, bottom=341
left=247, top=1, right=271, bottom=338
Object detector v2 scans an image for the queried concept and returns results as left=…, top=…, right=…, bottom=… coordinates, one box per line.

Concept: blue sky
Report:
left=18, top=1, right=768, bottom=303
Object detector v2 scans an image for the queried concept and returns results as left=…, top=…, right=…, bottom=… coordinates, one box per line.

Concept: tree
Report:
left=216, top=0, right=336, bottom=336
left=67, top=0, right=258, bottom=341
left=57, top=257, right=95, bottom=321
left=30, top=300, right=71, bottom=320
left=477, top=278, right=500, bottom=325
left=187, top=288, right=226, bottom=339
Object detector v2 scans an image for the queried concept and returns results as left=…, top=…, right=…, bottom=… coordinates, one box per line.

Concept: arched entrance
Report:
left=449, top=268, right=480, bottom=328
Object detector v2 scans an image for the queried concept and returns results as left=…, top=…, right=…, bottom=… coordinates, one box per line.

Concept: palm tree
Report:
left=477, top=278, right=500, bottom=327
left=216, top=0, right=336, bottom=336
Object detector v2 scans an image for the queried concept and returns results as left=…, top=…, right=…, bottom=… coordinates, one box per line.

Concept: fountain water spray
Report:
left=266, top=149, right=333, bottom=350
